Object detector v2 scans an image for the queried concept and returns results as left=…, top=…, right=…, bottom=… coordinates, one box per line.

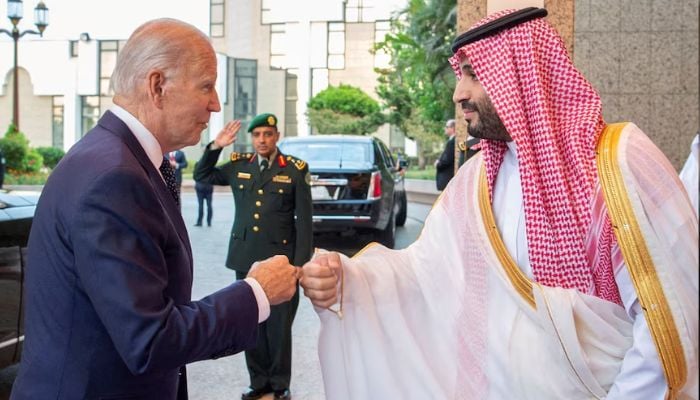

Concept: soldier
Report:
left=194, top=113, right=312, bottom=400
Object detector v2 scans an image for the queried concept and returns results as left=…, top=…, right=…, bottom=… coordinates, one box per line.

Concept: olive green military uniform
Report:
left=194, top=147, right=312, bottom=271
left=193, top=114, right=312, bottom=396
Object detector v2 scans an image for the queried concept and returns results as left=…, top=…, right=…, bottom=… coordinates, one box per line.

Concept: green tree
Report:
left=307, top=84, right=384, bottom=135
left=374, top=0, right=457, bottom=167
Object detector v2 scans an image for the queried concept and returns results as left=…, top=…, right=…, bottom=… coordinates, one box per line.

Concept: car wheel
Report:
left=395, top=191, right=407, bottom=227
left=375, top=211, right=396, bottom=248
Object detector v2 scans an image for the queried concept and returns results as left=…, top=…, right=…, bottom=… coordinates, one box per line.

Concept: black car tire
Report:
left=375, top=211, right=395, bottom=249
left=395, top=191, right=407, bottom=227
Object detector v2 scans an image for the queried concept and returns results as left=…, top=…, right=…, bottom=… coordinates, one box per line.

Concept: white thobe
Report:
left=491, top=141, right=666, bottom=399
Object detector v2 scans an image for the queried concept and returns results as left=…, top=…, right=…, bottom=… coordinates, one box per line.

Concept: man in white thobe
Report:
left=300, top=7, right=698, bottom=400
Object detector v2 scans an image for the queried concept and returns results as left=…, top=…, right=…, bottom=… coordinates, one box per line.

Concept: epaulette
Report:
left=458, top=141, right=467, bottom=152
left=230, top=152, right=253, bottom=162
left=285, top=155, right=307, bottom=171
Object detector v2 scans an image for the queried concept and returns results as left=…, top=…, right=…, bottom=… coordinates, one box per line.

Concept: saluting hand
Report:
left=300, top=251, right=342, bottom=309
left=213, top=120, right=242, bottom=149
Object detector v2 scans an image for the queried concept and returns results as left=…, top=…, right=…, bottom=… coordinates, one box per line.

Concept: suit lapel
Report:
left=97, top=111, right=193, bottom=261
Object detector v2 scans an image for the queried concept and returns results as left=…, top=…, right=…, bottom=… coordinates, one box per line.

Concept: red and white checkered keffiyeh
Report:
left=449, top=10, right=620, bottom=303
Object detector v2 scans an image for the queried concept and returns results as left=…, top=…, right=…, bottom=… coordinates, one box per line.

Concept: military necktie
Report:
left=160, top=157, right=180, bottom=207
left=260, top=159, right=269, bottom=172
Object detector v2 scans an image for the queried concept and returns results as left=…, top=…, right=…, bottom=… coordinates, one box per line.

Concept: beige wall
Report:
left=574, top=0, right=699, bottom=169
left=1, top=67, right=53, bottom=147
left=456, top=0, right=699, bottom=170
left=329, top=22, right=392, bottom=143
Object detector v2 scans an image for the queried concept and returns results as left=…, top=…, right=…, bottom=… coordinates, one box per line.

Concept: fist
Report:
left=300, top=251, right=342, bottom=308
left=247, top=255, right=299, bottom=305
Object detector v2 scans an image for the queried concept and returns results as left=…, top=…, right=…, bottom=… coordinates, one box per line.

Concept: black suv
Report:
left=0, top=190, right=37, bottom=369
left=278, top=135, right=407, bottom=248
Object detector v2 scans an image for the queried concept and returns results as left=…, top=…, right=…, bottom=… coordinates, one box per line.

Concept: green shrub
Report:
left=23, top=149, right=44, bottom=173
left=3, top=170, right=49, bottom=185
left=36, top=146, right=65, bottom=169
left=0, top=125, right=29, bottom=172
left=404, top=165, right=436, bottom=180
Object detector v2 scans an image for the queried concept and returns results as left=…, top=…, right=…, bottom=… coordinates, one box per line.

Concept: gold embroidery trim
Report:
left=596, top=123, right=686, bottom=399
left=478, top=166, right=535, bottom=308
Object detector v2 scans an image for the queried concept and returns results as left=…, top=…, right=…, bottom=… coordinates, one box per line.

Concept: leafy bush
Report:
left=36, top=146, right=65, bottom=169
left=3, top=170, right=50, bottom=185
left=307, top=85, right=384, bottom=135
left=404, top=165, right=436, bottom=180
left=0, top=124, right=29, bottom=172
left=24, top=149, right=44, bottom=173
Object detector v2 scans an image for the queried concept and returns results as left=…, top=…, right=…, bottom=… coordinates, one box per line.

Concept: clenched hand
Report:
left=300, top=252, right=342, bottom=308
left=247, top=255, right=299, bottom=305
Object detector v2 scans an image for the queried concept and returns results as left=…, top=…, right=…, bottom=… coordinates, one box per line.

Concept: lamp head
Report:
left=34, top=1, right=49, bottom=35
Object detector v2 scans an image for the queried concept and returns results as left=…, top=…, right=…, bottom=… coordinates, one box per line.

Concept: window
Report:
left=210, top=0, right=225, bottom=37
left=374, top=20, right=391, bottom=69
left=285, top=70, right=298, bottom=137
left=52, top=96, right=64, bottom=149
left=328, top=22, right=345, bottom=70
left=270, top=24, right=286, bottom=69
left=261, top=0, right=272, bottom=24
left=233, top=59, right=257, bottom=151
left=99, top=40, right=119, bottom=96
left=69, top=40, right=78, bottom=58
left=81, top=96, right=100, bottom=138
left=345, top=0, right=375, bottom=22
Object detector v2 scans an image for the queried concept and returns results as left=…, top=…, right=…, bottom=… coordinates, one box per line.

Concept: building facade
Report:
left=0, top=0, right=408, bottom=163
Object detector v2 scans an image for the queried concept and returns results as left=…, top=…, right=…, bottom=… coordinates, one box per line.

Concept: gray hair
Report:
left=111, top=18, right=212, bottom=98
left=446, top=119, right=456, bottom=128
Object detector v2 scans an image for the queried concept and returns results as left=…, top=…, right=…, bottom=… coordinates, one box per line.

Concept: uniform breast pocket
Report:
left=234, top=178, right=253, bottom=194
left=267, top=183, right=293, bottom=210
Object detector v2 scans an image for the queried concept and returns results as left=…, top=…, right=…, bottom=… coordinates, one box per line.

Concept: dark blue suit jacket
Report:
left=12, top=111, right=259, bottom=400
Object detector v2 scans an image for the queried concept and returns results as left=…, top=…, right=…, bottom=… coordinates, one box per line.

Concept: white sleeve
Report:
left=244, top=277, right=271, bottom=323
left=606, top=261, right=666, bottom=399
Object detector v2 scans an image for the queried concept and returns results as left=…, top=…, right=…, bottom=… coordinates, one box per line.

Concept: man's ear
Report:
left=147, top=70, right=166, bottom=108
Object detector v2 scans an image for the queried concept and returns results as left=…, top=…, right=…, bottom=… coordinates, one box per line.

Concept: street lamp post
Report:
left=0, top=0, right=49, bottom=132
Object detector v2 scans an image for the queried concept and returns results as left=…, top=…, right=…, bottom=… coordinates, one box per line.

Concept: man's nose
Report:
left=209, top=90, right=222, bottom=112
left=453, top=78, right=470, bottom=105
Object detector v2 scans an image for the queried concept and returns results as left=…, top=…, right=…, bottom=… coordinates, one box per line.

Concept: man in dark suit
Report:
left=435, top=119, right=457, bottom=190
left=11, top=19, right=299, bottom=400
left=194, top=113, right=312, bottom=400
left=168, top=149, right=188, bottom=204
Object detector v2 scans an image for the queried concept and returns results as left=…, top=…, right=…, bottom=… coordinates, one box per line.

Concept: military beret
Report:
left=451, top=7, right=548, bottom=53
left=247, top=113, right=278, bottom=132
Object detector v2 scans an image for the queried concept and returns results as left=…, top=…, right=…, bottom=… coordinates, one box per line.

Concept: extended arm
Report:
left=71, top=167, right=260, bottom=374
left=293, top=164, right=313, bottom=266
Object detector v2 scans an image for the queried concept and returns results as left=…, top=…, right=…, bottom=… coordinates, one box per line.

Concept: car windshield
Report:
left=280, top=141, right=370, bottom=165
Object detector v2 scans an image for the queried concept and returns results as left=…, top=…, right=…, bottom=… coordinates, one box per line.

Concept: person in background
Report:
left=194, top=114, right=312, bottom=400
left=11, top=18, right=299, bottom=400
left=168, top=149, right=188, bottom=205
left=194, top=166, right=214, bottom=227
left=679, top=132, right=699, bottom=217
left=300, top=8, right=698, bottom=399
left=435, top=119, right=457, bottom=190
left=0, top=147, right=5, bottom=189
